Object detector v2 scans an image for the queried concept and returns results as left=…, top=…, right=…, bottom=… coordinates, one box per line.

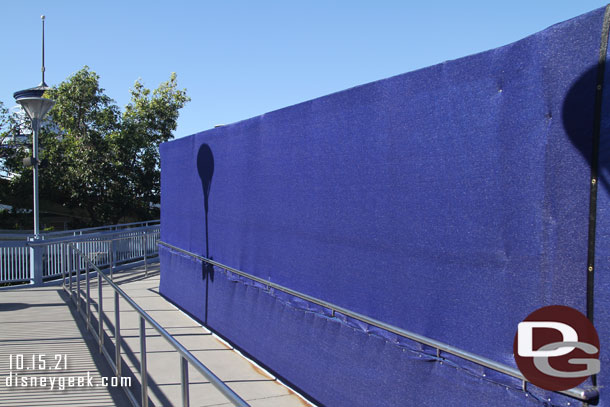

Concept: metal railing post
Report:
left=61, top=243, right=66, bottom=288
left=115, top=291, right=121, bottom=377
left=73, top=245, right=79, bottom=299
left=140, top=316, right=148, bottom=407
left=28, top=237, right=43, bottom=286
left=86, top=262, right=91, bottom=325
left=143, top=232, right=148, bottom=276
left=76, top=243, right=81, bottom=312
left=98, top=271, right=104, bottom=352
left=109, top=240, right=114, bottom=281
left=181, top=356, right=190, bottom=407
left=68, top=244, right=73, bottom=299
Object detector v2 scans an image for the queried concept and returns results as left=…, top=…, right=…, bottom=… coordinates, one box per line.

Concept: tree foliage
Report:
left=0, top=67, right=190, bottom=228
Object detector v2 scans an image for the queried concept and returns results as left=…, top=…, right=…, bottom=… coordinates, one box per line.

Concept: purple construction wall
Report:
left=160, top=7, right=609, bottom=406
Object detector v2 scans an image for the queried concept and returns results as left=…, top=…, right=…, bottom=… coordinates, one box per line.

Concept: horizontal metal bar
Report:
left=158, top=240, right=598, bottom=402
left=0, top=234, right=32, bottom=241
left=0, top=241, right=30, bottom=247
left=0, top=278, right=31, bottom=284
left=0, top=221, right=160, bottom=242
left=29, top=226, right=160, bottom=246
left=69, top=243, right=250, bottom=407
left=43, top=220, right=160, bottom=237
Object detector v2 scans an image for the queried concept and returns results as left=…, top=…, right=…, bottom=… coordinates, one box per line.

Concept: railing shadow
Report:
left=67, top=282, right=174, bottom=407
left=56, top=288, right=133, bottom=407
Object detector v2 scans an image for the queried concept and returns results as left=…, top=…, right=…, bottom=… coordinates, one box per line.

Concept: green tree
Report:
left=0, top=100, right=29, bottom=226
left=1, top=66, right=190, bottom=228
left=111, top=73, right=189, bottom=222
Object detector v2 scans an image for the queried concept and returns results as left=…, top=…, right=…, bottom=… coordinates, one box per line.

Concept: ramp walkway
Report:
left=0, top=263, right=310, bottom=407
left=0, top=282, right=130, bottom=406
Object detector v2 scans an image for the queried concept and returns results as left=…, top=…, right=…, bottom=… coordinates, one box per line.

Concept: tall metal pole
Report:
left=34, top=15, right=45, bottom=237
left=41, top=16, right=46, bottom=86
left=32, top=118, right=40, bottom=237
left=14, top=15, right=54, bottom=286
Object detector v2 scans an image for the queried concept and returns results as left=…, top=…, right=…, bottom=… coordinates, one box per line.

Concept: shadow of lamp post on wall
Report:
left=13, top=15, right=55, bottom=285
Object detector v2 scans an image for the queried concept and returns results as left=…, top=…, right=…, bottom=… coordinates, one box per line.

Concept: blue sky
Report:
left=1, top=1, right=608, bottom=138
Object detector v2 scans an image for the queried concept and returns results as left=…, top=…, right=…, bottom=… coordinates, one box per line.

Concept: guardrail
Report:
left=0, top=223, right=160, bottom=285
left=159, top=240, right=599, bottom=403
left=0, top=220, right=160, bottom=241
left=0, top=241, right=30, bottom=283
left=66, top=240, right=250, bottom=407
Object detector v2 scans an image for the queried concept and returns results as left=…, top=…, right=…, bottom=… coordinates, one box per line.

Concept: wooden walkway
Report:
left=0, top=264, right=311, bottom=407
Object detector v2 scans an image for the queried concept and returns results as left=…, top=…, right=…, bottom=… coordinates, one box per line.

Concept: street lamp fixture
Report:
left=16, top=97, right=55, bottom=122
left=13, top=15, right=55, bottom=238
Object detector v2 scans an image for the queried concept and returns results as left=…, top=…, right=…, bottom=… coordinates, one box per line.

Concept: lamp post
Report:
left=13, top=15, right=55, bottom=238
left=13, top=15, right=55, bottom=286
left=15, top=97, right=55, bottom=237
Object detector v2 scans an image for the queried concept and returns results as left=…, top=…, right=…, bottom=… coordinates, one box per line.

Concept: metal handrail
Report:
left=29, top=225, right=160, bottom=246
left=159, top=240, right=599, bottom=402
left=66, top=240, right=250, bottom=407
left=0, top=220, right=160, bottom=241
left=45, top=219, right=160, bottom=237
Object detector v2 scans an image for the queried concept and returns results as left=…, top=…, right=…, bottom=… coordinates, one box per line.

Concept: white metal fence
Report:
left=0, top=242, right=30, bottom=283
left=0, top=222, right=160, bottom=285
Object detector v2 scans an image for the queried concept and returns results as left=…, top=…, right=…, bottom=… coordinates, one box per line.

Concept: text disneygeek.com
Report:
left=3, top=354, right=131, bottom=390
left=4, top=372, right=131, bottom=390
